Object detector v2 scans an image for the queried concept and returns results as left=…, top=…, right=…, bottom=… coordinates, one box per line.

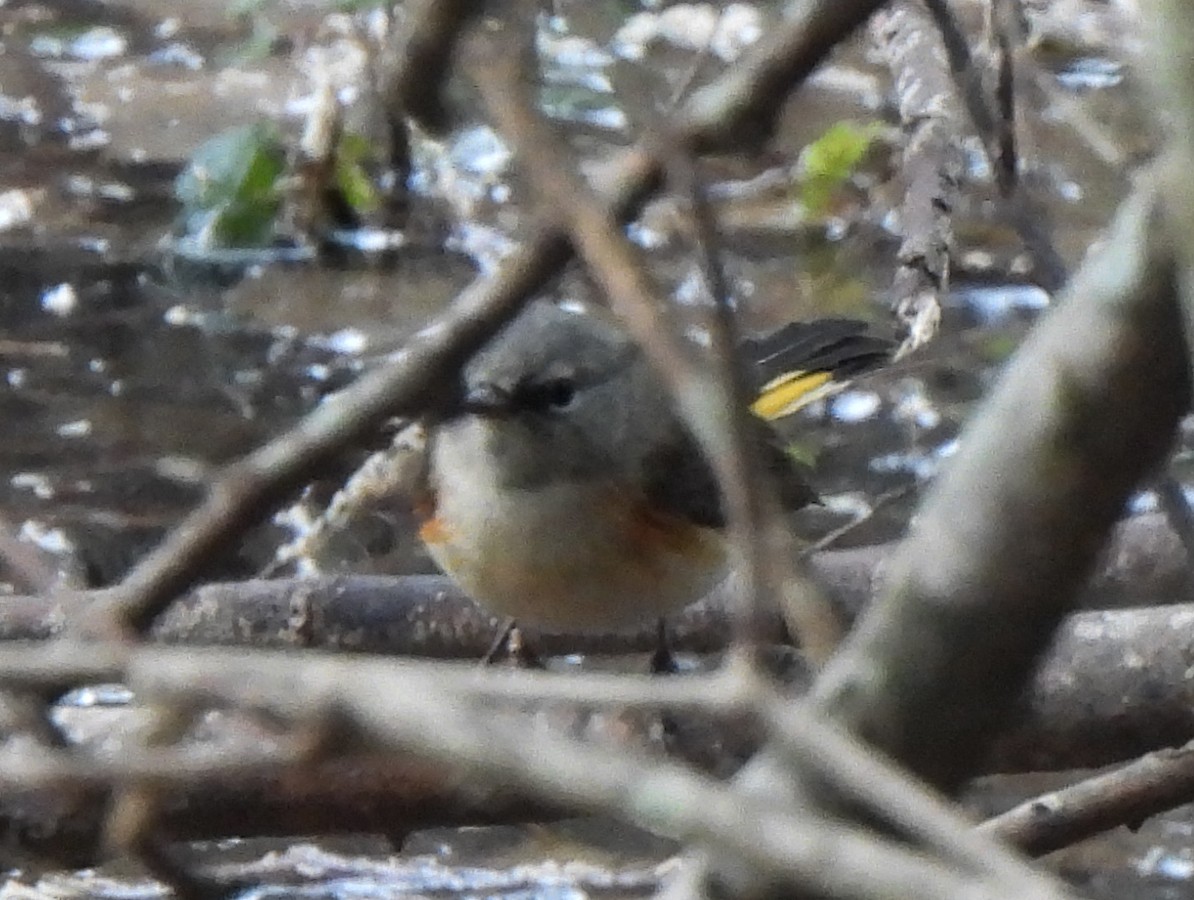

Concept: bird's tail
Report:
left=741, top=318, right=894, bottom=421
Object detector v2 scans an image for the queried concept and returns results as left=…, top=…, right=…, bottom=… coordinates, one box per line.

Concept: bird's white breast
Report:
left=425, top=419, right=727, bottom=630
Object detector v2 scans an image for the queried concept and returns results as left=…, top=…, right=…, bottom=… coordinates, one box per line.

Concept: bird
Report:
left=414, top=301, right=891, bottom=644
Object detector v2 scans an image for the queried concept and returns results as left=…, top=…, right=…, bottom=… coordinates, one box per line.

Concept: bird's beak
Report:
left=459, top=382, right=512, bottom=418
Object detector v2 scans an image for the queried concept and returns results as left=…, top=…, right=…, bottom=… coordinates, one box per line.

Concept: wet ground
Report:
left=1, top=0, right=1139, bottom=588
left=0, top=0, right=1186, bottom=897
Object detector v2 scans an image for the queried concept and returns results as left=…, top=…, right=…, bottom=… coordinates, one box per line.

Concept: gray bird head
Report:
left=450, top=303, right=669, bottom=489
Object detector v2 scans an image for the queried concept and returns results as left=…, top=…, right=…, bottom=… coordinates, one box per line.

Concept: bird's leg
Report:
left=649, top=617, right=680, bottom=675
left=481, top=617, right=516, bottom=664
left=481, top=618, right=544, bottom=669
left=505, top=622, right=545, bottom=669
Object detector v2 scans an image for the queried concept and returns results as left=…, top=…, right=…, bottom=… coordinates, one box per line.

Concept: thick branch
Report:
left=815, top=183, right=1190, bottom=791
left=0, top=645, right=1073, bottom=900
left=872, top=1, right=962, bottom=351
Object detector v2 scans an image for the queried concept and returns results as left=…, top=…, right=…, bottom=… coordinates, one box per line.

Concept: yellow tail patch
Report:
left=750, top=370, right=834, bottom=421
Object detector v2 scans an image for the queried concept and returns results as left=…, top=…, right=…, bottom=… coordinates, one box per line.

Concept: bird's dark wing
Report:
left=642, top=318, right=891, bottom=526
left=641, top=419, right=818, bottom=529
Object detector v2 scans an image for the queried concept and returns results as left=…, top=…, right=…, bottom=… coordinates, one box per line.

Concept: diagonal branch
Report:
left=814, top=180, right=1190, bottom=791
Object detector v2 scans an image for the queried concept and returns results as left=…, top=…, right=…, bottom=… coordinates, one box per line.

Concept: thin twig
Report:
left=0, top=641, right=752, bottom=714
left=873, top=1, right=961, bottom=354
left=802, top=485, right=914, bottom=555
left=920, top=0, right=1001, bottom=174
left=760, top=694, right=1063, bottom=892
left=380, top=0, right=480, bottom=134
left=0, top=631, right=1190, bottom=863
left=467, top=21, right=724, bottom=439
left=919, top=0, right=1068, bottom=291
left=36, top=646, right=1073, bottom=900
left=988, top=0, right=1021, bottom=193
left=671, top=155, right=766, bottom=646
left=981, top=740, right=1194, bottom=857
left=669, top=151, right=839, bottom=664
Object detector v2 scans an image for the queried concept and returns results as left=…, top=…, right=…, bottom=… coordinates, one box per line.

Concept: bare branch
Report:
left=683, top=177, right=1187, bottom=899
left=670, top=150, right=827, bottom=664
left=872, top=1, right=962, bottom=353
left=1143, top=0, right=1194, bottom=368
left=815, top=180, right=1189, bottom=791
left=981, top=740, right=1194, bottom=857
left=380, top=0, right=480, bottom=134
left=0, top=645, right=1074, bottom=900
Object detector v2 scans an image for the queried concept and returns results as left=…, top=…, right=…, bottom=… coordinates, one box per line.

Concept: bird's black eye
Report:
left=517, top=376, right=577, bottom=412
left=539, top=377, right=576, bottom=410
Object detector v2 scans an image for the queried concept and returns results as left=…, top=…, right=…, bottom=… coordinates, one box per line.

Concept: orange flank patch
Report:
left=418, top=515, right=452, bottom=545
left=626, top=501, right=721, bottom=564
left=413, top=490, right=451, bottom=544
left=411, top=488, right=437, bottom=521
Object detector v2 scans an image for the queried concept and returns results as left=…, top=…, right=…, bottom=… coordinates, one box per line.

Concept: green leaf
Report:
left=175, top=122, right=287, bottom=248
left=334, top=132, right=381, bottom=215
left=783, top=440, right=820, bottom=469
left=798, top=121, right=883, bottom=216
left=978, top=331, right=1021, bottom=363
left=231, top=19, right=281, bottom=62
